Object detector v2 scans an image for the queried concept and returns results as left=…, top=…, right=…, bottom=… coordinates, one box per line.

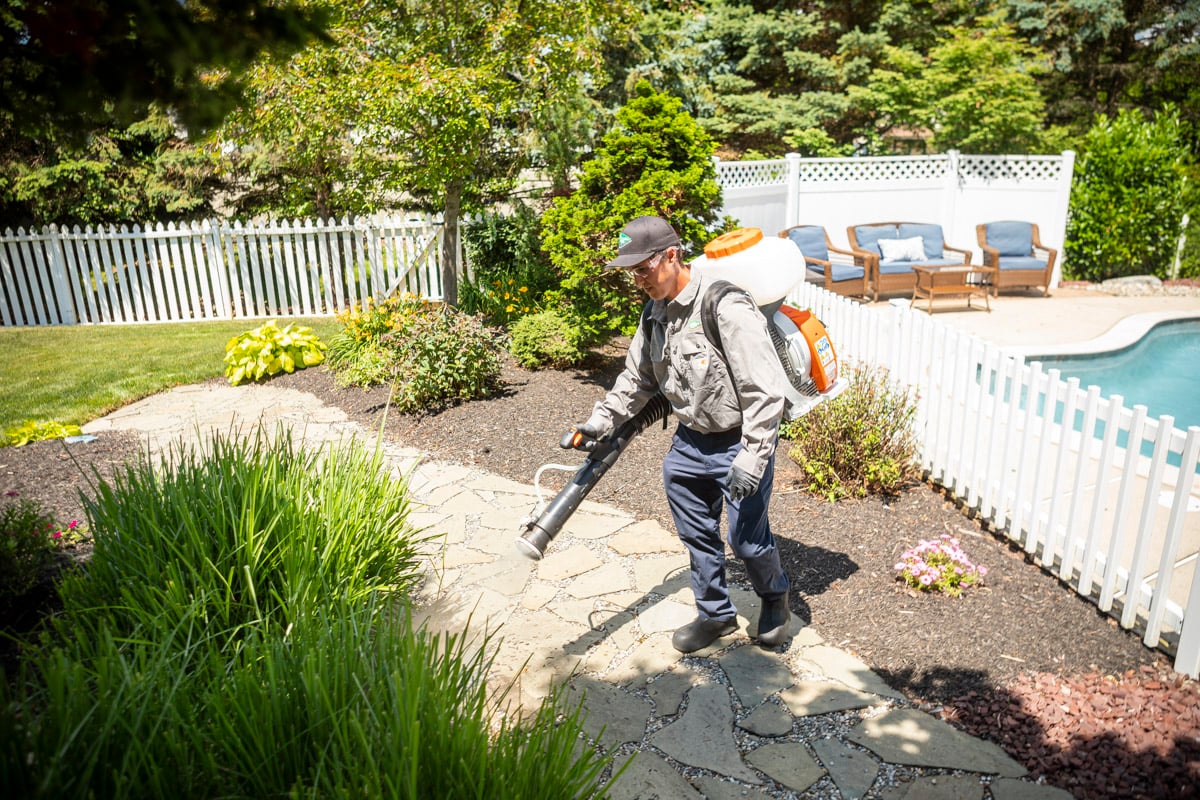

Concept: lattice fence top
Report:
left=714, top=153, right=1069, bottom=189
left=797, top=155, right=951, bottom=183
left=714, top=158, right=790, bottom=189
left=958, top=155, right=1065, bottom=183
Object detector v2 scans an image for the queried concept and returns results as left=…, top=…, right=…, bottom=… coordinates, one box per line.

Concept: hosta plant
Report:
left=224, top=320, right=327, bottom=385
left=3, top=419, right=83, bottom=447
left=895, top=534, right=988, bottom=597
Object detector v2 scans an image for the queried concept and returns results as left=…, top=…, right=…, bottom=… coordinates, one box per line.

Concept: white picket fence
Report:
left=0, top=216, right=444, bottom=326
left=785, top=280, right=1200, bottom=678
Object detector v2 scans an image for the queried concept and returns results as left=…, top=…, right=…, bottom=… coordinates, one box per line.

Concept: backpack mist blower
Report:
left=514, top=227, right=849, bottom=560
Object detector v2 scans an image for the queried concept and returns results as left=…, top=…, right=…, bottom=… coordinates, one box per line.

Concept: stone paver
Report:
left=78, top=382, right=1066, bottom=799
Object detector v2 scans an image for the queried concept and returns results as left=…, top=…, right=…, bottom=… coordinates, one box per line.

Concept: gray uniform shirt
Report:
left=586, top=274, right=789, bottom=479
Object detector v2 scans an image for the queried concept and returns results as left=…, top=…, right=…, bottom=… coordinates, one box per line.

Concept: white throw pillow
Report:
left=878, top=236, right=926, bottom=261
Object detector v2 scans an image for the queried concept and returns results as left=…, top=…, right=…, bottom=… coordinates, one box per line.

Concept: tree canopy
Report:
left=0, top=0, right=328, bottom=141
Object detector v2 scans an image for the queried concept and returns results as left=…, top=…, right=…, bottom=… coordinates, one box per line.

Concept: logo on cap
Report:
left=618, top=232, right=632, bottom=249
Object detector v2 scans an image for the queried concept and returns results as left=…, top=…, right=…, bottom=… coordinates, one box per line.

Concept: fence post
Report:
left=784, top=152, right=801, bottom=229
left=940, top=150, right=961, bottom=237
left=1052, top=150, right=1075, bottom=286
left=1172, top=211, right=1189, bottom=281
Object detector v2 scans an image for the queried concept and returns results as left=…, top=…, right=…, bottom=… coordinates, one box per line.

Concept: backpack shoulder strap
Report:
left=639, top=279, right=751, bottom=360
left=700, top=279, right=750, bottom=359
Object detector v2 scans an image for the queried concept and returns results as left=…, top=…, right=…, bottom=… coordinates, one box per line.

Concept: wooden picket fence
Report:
left=0, top=216, right=443, bottom=326
left=786, top=280, right=1200, bottom=678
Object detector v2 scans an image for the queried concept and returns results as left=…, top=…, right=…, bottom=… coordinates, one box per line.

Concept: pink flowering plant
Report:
left=895, top=534, right=988, bottom=597
left=0, top=491, right=83, bottom=601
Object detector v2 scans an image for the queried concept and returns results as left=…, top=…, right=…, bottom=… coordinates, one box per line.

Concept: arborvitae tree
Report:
left=540, top=81, right=727, bottom=341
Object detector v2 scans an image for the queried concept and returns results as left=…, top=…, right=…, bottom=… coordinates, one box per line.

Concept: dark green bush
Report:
left=780, top=362, right=919, bottom=501
left=1065, top=107, right=1193, bottom=282
left=508, top=308, right=587, bottom=369
left=540, top=80, right=730, bottom=342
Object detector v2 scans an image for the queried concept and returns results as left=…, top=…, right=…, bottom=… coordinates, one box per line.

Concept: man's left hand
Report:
left=725, top=466, right=759, bottom=501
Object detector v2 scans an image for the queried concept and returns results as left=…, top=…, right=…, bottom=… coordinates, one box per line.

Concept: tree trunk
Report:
left=441, top=182, right=462, bottom=306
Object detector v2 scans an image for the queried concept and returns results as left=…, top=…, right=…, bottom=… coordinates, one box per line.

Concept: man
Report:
left=566, top=215, right=793, bottom=653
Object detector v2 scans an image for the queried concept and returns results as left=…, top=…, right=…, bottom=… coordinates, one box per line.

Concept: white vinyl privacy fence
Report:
left=0, top=216, right=444, bottom=326
left=716, top=151, right=1075, bottom=286
left=785, top=280, right=1200, bottom=678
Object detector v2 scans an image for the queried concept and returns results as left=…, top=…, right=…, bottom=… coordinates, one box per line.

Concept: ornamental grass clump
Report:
left=0, top=429, right=612, bottom=798
left=895, top=534, right=988, bottom=597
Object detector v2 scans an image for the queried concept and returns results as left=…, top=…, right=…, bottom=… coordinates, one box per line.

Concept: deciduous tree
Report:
left=0, top=0, right=328, bottom=141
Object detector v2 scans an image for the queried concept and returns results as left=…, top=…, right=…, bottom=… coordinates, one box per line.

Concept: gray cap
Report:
left=604, top=215, right=681, bottom=270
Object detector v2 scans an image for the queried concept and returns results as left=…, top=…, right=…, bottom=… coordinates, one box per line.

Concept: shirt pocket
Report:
left=678, top=331, right=715, bottom=391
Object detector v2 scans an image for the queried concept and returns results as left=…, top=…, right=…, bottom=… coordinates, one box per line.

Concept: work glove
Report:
left=560, top=420, right=604, bottom=451
left=725, top=465, right=759, bottom=502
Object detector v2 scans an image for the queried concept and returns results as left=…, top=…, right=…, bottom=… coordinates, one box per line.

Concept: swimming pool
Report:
left=1030, top=318, right=1200, bottom=430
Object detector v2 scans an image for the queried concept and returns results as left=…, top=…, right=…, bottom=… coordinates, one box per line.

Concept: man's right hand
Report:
left=560, top=421, right=604, bottom=451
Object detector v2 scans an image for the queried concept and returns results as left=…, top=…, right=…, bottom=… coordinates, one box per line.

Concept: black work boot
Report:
left=672, top=616, right=738, bottom=653
left=755, top=593, right=791, bottom=647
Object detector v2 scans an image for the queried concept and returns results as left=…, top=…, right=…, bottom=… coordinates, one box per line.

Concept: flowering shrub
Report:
left=895, top=534, right=988, bottom=597
left=0, top=492, right=80, bottom=600
left=327, top=293, right=504, bottom=412
left=782, top=362, right=918, bottom=501
left=464, top=277, right=539, bottom=327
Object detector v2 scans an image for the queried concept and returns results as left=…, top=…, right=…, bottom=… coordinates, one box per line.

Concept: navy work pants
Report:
left=662, top=425, right=790, bottom=622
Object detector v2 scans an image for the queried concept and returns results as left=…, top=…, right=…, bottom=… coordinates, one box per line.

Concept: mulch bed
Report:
left=2, top=342, right=1197, bottom=798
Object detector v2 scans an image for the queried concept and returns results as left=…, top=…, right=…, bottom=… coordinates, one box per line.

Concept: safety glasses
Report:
left=628, top=249, right=667, bottom=280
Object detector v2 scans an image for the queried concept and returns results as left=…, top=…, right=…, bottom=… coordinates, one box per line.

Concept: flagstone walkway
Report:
left=82, top=382, right=1072, bottom=800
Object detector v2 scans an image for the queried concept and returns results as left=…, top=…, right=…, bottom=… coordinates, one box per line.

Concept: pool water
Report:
left=1031, top=318, right=1200, bottom=431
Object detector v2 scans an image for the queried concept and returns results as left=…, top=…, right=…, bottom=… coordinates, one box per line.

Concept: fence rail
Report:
left=786, top=280, right=1200, bottom=678
left=0, top=216, right=443, bottom=326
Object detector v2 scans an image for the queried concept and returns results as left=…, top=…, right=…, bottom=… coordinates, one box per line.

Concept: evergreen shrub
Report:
left=508, top=308, right=587, bottom=369
left=540, top=80, right=731, bottom=343
left=1065, top=107, right=1192, bottom=282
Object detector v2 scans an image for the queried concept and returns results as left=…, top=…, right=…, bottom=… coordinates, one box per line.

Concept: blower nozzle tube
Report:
left=516, top=393, right=671, bottom=560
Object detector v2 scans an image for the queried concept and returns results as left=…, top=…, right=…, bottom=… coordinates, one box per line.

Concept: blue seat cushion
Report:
left=997, top=256, right=1046, bottom=271
left=878, top=256, right=963, bottom=274
left=786, top=227, right=829, bottom=262
left=985, top=221, right=1033, bottom=256
left=807, top=262, right=866, bottom=282
left=899, top=223, right=945, bottom=259
left=853, top=225, right=899, bottom=257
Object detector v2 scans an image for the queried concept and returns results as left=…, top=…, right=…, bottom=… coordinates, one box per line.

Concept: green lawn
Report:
left=0, top=318, right=342, bottom=431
